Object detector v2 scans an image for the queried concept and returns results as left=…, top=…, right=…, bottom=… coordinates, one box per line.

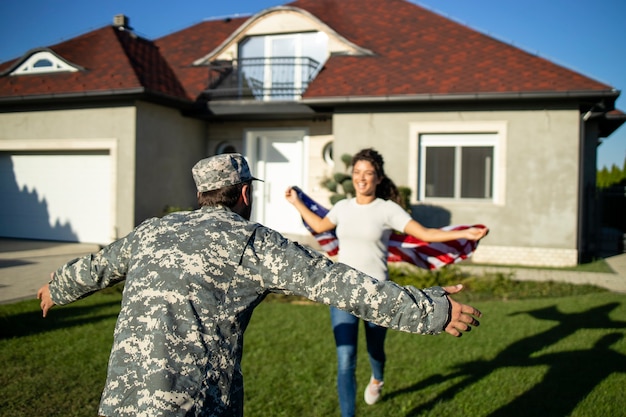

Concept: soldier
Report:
left=37, top=153, right=482, bottom=417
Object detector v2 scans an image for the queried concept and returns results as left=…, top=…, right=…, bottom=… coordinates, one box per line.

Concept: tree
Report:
left=597, top=156, right=626, bottom=189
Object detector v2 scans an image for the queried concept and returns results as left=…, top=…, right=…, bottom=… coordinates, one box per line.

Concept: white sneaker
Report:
left=364, top=376, right=384, bottom=405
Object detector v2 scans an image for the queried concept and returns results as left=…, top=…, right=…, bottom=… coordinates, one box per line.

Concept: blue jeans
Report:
left=330, top=307, right=387, bottom=417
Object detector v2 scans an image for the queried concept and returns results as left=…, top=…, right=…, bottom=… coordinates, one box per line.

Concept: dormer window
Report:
left=10, top=51, right=80, bottom=75
left=199, top=6, right=373, bottom=101
left=238, top=32, right=328, bottom=100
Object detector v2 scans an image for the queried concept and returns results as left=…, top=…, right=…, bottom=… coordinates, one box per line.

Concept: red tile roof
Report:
left=0, top=0, right=617, bottom=105
left=287, top=0, right=614, bottom=99
left=0, top=26, right=187, bottom=101
left=154, top=16, right=250, bottom=99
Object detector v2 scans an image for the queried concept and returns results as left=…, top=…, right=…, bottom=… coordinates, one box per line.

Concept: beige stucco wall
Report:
left=0, top=100, right=593, bottom=267
left=332, top=109, right=582, bottom=266
left=0, top=106, right=137, bottom=240
left=134, top=101, right=205, bottom=223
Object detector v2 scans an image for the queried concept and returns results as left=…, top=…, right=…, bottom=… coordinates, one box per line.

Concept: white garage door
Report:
left=0, top=151, right=113, bottom=244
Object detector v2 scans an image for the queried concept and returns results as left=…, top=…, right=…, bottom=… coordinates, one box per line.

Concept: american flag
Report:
left=292, top=186, right=486, bottom=270
left=293, top=186, right=339, bottom=256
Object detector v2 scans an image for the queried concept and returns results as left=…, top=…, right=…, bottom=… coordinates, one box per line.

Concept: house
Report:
left=0, top=0, right=624, bottom=266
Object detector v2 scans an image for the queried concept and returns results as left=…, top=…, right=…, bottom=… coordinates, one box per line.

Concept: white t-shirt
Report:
left=326, top=198, right=411, bottom=281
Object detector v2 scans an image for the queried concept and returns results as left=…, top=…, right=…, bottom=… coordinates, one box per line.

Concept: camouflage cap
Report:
left=192, top=153, right=262, bottom=192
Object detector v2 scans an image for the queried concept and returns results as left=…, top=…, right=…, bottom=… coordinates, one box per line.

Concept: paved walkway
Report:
left=1, top=238, right=625, bottom=305
left=459, top=254, right=626, bottom=294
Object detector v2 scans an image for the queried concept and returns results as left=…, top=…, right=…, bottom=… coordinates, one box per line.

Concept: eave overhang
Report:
left=300, top=89, right=621, bottom=107
left=203, top=99, right=327, bottom=120
left=598, top=110, right=626, bottom=138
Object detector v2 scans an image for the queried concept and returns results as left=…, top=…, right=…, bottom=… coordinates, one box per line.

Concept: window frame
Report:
left=408, top=121, right=507, bottom=205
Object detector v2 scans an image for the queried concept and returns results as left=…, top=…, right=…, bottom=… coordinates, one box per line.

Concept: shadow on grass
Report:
left=0, top=298, right=121, bottom=339
left=385, top=302, right=626, bottom=417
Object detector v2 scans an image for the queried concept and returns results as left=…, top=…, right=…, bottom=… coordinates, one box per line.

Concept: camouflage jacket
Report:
left=49, top=205, right=451, bottom=417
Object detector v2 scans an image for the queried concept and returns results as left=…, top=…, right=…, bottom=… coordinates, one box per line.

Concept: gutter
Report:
left=0, top=87, right=194, bottom=108
left=0, top=87, right=145, bottom=102
left=300, top=89, right=621, bottom=105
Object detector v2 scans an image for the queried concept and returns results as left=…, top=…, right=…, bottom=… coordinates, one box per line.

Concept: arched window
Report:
left=216, top=142, right=238, bottom=154
left=322, top=141, right=334, bottom=167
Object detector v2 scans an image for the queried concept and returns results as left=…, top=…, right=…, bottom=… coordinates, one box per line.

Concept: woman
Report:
left=285, top=148, right=487, bottom=417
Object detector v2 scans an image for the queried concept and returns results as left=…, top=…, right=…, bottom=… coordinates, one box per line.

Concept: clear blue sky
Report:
left=1, top=0, right=624, bottom=169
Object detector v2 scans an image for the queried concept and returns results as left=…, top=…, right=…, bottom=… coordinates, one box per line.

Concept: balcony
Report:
left=204, top=57, right=322, bottom=101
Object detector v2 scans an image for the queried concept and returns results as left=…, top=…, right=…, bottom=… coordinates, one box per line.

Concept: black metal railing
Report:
left=204, top=56, right=321, bottom=101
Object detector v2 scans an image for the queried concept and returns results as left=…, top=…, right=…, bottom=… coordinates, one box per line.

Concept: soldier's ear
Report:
left=241, top=183, right=252, bottom=206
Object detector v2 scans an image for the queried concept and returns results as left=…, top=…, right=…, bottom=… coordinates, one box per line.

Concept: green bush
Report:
left=341, top=178, right=354, bottom=195
left=397, top=185, right=411, bottom=211
left=340, top=153, right=353, bottom=168
left=321, top=178, right=337, bottom=192
left=330, top=193, right=347, bottom=205
left=333, top=172, right=351, bottom=185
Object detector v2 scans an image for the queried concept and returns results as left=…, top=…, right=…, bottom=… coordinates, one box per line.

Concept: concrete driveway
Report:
left=0, top=239, right=101, bottom=304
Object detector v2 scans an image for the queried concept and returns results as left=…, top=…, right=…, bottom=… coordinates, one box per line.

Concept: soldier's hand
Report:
left=442, top=284, right=482, bottom=337
left=37, top=273, right=56, bottom=318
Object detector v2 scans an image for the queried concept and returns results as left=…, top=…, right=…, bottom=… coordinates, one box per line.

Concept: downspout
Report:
left=578, top=106, right=605, bottom=263
left=577, top=111, right=589, bottom=264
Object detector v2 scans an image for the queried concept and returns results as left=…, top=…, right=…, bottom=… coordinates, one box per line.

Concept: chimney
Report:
left=113, top=14, right=131, bottom=30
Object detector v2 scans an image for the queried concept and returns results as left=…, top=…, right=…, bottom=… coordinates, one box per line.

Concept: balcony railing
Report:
left=204, top=56, right=322, bottom=101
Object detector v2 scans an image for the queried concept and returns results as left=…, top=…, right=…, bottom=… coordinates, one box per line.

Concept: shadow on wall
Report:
left=0, top=154, right=78, bottom=242
left=411, top=204, right=452, bottom=228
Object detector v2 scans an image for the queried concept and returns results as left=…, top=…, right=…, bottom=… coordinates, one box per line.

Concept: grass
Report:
left=1, top=274, right=625, bottom=417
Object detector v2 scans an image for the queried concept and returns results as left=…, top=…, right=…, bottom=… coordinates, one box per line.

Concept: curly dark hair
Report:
left=351, top=148, right=403, bottom=206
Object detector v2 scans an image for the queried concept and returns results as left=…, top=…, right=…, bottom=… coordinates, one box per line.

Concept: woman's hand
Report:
left=284, top=186, right=301, bottom=205
left=465, top=227, right=489, bottom=241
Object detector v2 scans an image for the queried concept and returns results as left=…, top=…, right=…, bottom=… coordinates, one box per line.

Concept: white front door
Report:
left=246, top=129, right=309, bottom=235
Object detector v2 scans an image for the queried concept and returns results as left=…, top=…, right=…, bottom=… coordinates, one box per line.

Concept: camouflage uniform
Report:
left=48, top=154, right=452, bottom=417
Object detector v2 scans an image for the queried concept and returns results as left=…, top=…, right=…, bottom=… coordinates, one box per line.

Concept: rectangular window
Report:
left=420, top=133, right=497, bottom=201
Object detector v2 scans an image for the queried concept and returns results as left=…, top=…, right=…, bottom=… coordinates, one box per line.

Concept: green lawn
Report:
left=1, top=280, right=625, bottom=417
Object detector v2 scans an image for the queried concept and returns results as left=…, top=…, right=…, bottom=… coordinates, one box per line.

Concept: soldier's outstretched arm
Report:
left=42, top=222, right=143, bottom=309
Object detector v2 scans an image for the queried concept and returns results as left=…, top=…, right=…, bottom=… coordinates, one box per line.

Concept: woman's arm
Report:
left=404, top=219, right=488, bottom=242
left=284, top=187, right=336, bottom=233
